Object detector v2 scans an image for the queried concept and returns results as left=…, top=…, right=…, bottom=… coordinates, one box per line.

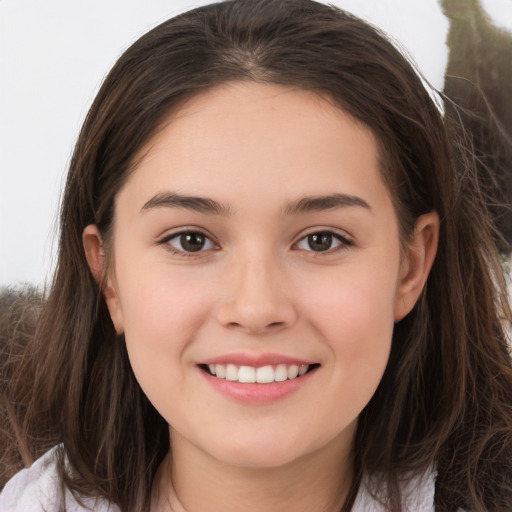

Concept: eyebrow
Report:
left=283, top=193, right=372, bottom=215
left=141, top=192, right=232, bottom=215
left=141, top=191, right=371, bottom=216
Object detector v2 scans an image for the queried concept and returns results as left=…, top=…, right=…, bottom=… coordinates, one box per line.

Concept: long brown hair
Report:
left=7, top=1, right=512, bottom=510
left=0, top=285, right=47, bottom=488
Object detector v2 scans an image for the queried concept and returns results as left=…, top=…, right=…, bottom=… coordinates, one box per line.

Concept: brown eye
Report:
left=295, top=231, right=349, bottom=253
left=166, top=231, right=216, bottom=253
left=180, top=233, right=205, bottom=252
left=307, top=233, right=334, bottom=251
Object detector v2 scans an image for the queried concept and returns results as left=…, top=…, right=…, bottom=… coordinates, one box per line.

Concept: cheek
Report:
left=118, top=261, right=215, bottom=341
left=299, top=259, right=398, bottom=379
left=304, top=259, right=397, bottom=328
left=113, top=259, right=217, bottom=399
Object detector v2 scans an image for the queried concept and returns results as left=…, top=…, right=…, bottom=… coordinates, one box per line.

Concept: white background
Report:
left=1, top=0, right=510, bottom=287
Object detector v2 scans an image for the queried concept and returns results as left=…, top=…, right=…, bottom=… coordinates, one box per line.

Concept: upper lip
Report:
left=199, top=353, right=315, bottom=367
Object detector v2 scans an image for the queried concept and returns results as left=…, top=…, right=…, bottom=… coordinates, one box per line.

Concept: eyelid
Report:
left=155, top=226, right=353, bottom=256
left=157, top=227, right=219, bottom=255
left=155, top=224, right=216, bottom=240
left=293, top=228, right=353, bottom=253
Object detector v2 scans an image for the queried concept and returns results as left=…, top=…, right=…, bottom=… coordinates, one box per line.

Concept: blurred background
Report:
left=1, top=0, right=511, bottom=288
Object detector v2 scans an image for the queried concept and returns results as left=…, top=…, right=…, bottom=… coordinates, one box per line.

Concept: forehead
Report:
left=118, top=82, right=391, bottom=217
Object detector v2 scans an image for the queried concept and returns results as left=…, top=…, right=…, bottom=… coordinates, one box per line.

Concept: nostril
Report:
left=224, top=320, right=285, bottom=333
left=217, top=297, right=297, bottom=333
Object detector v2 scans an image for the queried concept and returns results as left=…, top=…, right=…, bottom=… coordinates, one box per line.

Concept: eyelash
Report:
left=157, top=229, right=352, bottom=256
left=294, top=230, right=352, bottom=254
left=158, top=230, right=218, bottom=257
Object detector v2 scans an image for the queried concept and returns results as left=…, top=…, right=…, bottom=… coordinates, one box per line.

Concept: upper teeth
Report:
left=208, top=364, right=309, bottom=384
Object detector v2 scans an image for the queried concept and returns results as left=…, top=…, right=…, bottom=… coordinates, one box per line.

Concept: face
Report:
left=85, top=82, right=434, bottom=470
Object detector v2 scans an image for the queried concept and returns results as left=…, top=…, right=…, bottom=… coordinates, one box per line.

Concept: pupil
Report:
left=308, top=233, right=332, bottom=251
left=181, top=233, right=204, bottom=252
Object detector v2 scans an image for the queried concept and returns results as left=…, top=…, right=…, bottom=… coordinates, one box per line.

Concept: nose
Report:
left=216, top=252, right=297, bottom=334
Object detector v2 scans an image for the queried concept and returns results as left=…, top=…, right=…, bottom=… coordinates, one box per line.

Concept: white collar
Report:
left=351, top=467, right=436, bottom=511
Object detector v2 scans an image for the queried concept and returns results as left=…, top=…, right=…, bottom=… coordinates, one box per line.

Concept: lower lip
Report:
left=199, top=367, right=317, bottom=404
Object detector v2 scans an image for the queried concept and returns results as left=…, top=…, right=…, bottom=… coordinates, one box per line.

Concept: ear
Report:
left=394, top=211, right=439, bottom=322
left=82, top=224, right=124, bottom=334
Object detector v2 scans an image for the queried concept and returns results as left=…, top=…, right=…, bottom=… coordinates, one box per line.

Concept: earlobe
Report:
left=82, top=224, right=124, bottom=334
left=394, top=211, right=439, bottom=322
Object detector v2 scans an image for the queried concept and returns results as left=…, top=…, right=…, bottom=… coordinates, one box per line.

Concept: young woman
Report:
left=1, top=0, right=511, bottom=510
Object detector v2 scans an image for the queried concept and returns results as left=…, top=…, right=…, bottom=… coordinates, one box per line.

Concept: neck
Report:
left=153, top=427, right=355, bottom=512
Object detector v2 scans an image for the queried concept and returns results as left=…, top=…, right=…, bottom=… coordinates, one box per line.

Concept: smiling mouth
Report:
left=200, top=363, right=320, bottom=384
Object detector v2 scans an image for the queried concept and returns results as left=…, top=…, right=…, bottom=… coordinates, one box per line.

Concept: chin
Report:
left=206, top=435, right=316, bottom=470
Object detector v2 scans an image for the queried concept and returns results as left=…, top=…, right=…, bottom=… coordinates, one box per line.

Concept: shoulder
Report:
left=352, top=466, right=437, bottom=511
left=0, top=446, right=118, bottom=512
left=0, top=446, right=63, bottom=512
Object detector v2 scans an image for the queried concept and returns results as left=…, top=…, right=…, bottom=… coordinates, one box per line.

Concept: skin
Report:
left=84, top=82, right=438, bottom=512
